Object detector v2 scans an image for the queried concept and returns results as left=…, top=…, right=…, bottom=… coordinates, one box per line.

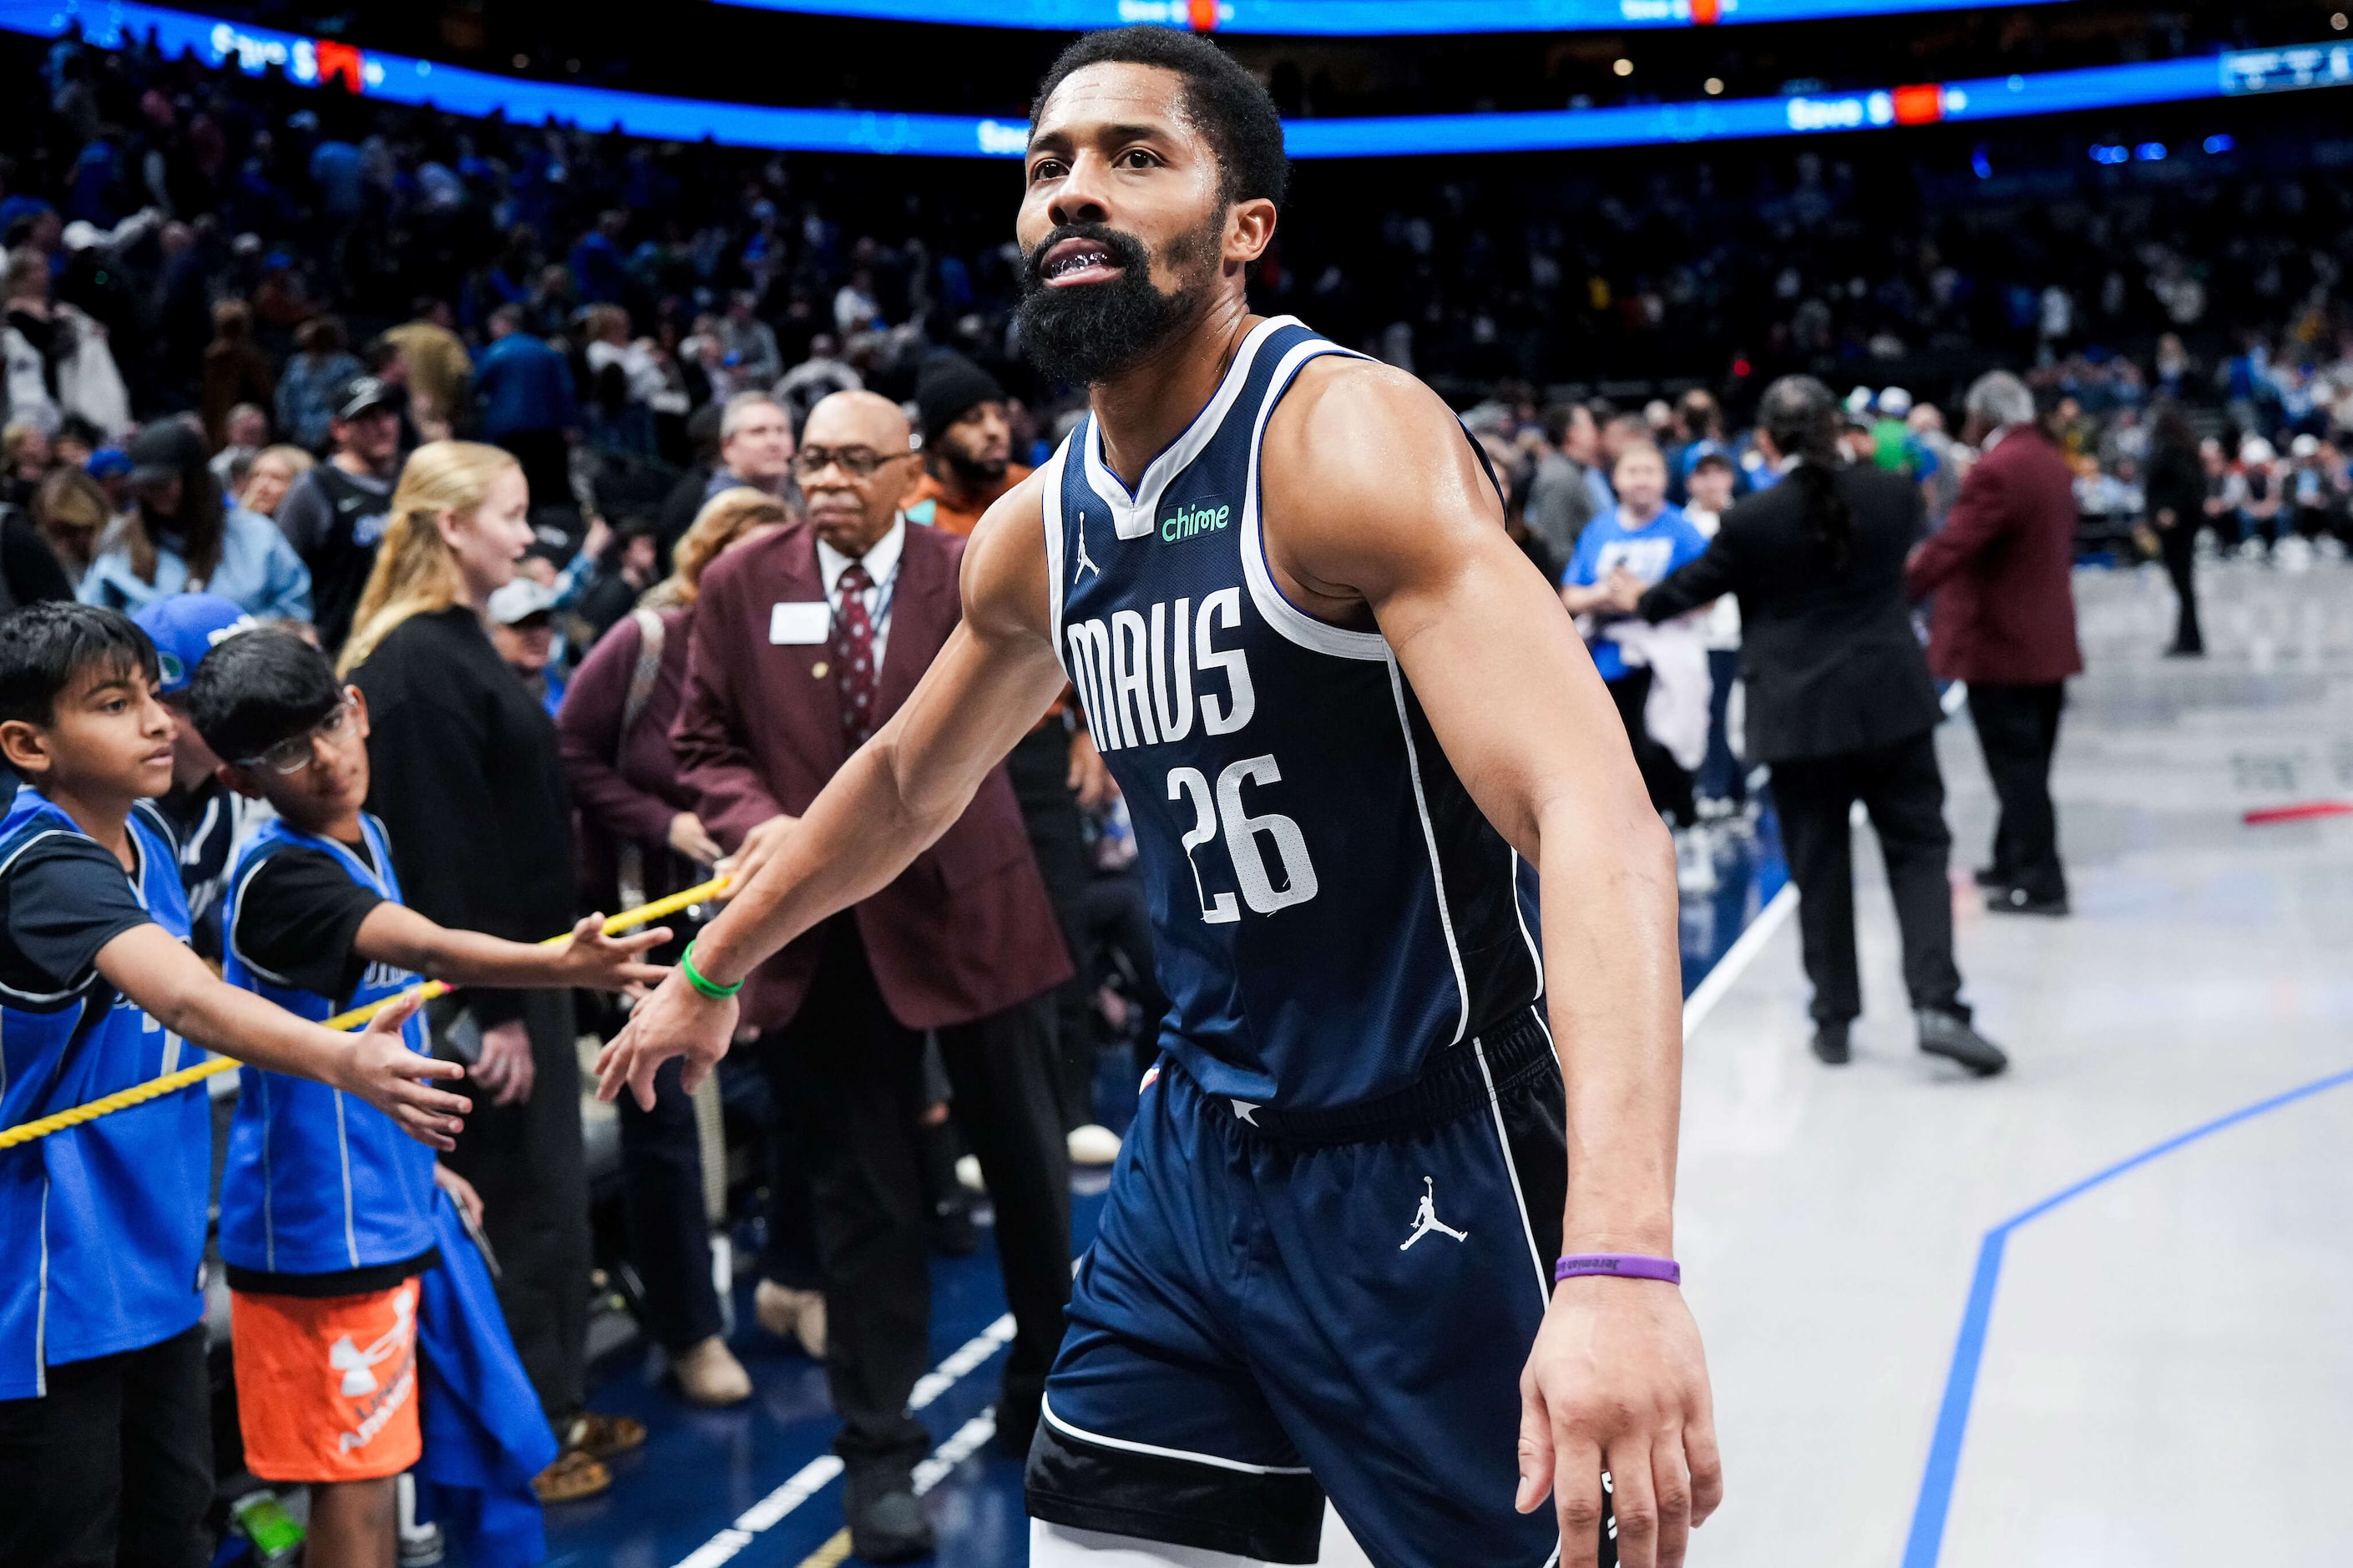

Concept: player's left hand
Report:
left=1516, top=1277, right=1723, bottom=1568
left=432, top=1161, right=485, bottom=1231
left=553, top=912, right=673, bottom=992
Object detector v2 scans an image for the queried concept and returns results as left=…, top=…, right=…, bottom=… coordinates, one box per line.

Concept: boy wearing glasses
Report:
left=182, top=630, right=669, bottom=1568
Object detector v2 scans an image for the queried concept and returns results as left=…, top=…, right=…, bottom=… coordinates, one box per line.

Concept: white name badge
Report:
left=769, top=600, right=832, bottom=645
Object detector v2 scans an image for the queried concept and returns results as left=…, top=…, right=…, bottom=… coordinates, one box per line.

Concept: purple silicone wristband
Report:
left=1554, top=1253, right=1681, bottom=1286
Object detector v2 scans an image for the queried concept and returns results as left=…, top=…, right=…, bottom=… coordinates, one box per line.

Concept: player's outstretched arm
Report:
left=95, top=925, right=469, bottom=1150
left=593, top=473, right=1072, bottom=1110
left=1263, top=358, right=1722, bottom=1568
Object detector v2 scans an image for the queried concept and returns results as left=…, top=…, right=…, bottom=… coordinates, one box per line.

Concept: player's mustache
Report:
left=1022, top=223, right=1151, bottom=288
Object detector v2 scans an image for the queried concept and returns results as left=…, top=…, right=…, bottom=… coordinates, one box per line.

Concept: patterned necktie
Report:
left=832, top=561, right=878, bottom=747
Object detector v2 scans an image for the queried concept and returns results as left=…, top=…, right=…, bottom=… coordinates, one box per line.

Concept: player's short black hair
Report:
left=1032, top=27, right=1288, bottom=210
left=0, top=603, right=159, bottom=727
left=184, top=628, right=343, bottom=766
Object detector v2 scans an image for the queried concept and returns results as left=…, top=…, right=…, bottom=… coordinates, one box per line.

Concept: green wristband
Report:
left=680, top=939, right=744, bottom=1001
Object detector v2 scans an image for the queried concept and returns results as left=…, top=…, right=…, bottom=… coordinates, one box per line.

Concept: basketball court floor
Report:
left=547, top=557, right=2352, bottom=1568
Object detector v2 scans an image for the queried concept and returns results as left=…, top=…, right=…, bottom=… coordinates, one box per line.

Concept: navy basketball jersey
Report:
left=1047, top=316, right=1541, bottom=1110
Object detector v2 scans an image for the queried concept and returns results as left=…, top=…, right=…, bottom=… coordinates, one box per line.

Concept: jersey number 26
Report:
left=1166, top=756, right=1319, bottom=925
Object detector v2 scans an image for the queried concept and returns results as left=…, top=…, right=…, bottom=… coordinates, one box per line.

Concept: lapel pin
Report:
left=812, top=660, right=830, bottom=679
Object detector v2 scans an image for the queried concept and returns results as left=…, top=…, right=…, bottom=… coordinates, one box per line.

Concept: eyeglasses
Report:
left=793, top=444, right=912, bottom=481
left=239, top=695, right=356, bottom=775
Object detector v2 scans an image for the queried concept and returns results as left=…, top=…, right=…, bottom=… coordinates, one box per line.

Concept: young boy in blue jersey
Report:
left=131, top=593, right=267, bottom=962
left=183, top=627, right=670, bottom=1568
left=1560, top=440, right=1713, bottom=823
left=0, top=602, right=473, bottom=1568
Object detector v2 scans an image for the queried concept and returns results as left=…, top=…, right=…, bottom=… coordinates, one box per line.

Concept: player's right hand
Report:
left=594, top=966, right=738, bottom=1110
left=335, top=993, right=469, bottom=1151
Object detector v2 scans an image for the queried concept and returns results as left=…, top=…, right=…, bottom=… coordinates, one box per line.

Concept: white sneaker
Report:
left=753, top=1279, right=827, bottom=1360
left=671, top=1335, right=752, bottom=1407
left=955, top=1154, right=986, bottom=1193
left=1066, top=1124, right=1122, bottom=1166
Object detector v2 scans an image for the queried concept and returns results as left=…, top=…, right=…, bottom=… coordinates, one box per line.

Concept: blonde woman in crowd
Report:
left=342, top=441, right=644, bottom=1503
left=29, top=466, right=109, bottom=588
left=235, top=443, right=315, bottom=519
left=552, top=487, right=794, bottom=1409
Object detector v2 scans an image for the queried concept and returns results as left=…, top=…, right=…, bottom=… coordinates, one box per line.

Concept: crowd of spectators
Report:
left=3, top=16, right=2352, bottom=1565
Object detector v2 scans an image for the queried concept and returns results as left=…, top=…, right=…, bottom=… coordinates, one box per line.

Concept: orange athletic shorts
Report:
left=230, top=1277, right=423, bottom=1483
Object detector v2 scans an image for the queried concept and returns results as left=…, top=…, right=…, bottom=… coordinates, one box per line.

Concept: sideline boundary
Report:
left=1900, top=1065, right=2353, bottom=1568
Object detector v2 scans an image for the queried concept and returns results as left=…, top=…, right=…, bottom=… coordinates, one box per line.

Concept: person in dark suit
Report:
left=2143, top=401, right=2206, bottom=658
left=1905, top=371, right=2084, bottom=917
left=670, top=389, right=1073, bottom=1563
left=1632, top=375, right=2006, bottom=1075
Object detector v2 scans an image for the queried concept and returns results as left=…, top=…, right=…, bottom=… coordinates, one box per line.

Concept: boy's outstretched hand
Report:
left=552, top=913, right=673, bottom=995
left=334, top=992, right=471, bottom=1151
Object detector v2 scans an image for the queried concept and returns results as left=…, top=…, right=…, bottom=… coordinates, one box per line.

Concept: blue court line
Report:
left=1900, top=1064, right=2353, bottom=1568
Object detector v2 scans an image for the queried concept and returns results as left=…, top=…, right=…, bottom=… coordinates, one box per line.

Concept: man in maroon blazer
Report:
left=671, top=389, right=1074, bottom=1561
left=1908, top=371, right=2084, bottom=917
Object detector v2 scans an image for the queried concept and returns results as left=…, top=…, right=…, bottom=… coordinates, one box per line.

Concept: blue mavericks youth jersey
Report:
left=219, top=814, right=438, bottom=1277
left=0, top=790, right=203, bottom=1399
left=1047, top=316, right=1542, bottom=1111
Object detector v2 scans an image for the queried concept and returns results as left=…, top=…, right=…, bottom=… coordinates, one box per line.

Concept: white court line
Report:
left=665, top=1313, right=1015, bottom=1568
left=1681, top=881, right=1799, bottom=1043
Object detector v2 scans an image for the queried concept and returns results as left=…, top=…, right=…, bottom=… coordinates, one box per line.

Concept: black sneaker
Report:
left=1971, top=865, right=2010, bottom=889
left=1917, top=1009, right=2007, bottom=1077
left=845, top=1468, right=935, bottom=1564
left=1810, top=1020, right=1851, bottom=1065
left=1985, top=886, right=2069, bottom=917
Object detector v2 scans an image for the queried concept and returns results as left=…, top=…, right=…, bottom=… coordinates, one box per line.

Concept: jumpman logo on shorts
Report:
left=1399, top=1176, right=1470, bottom=1250
left=1074, top=511, right=1101, bottom=582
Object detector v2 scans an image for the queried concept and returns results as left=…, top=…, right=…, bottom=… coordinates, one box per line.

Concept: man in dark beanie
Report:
left=903, top=354, right=1029, bottom=537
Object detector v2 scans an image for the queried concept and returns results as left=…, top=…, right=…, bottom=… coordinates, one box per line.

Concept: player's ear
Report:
left=1227, top=198, right=1277, bottom=269
left=346, top=685, right=372, bottom=743
left=0, top=718, right=50, bottom=776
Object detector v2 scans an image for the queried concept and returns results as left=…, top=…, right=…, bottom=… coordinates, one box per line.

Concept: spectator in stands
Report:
left=5, top=244, right=128, bottom=440
left=2143, top=402, right=2207, bottom=657
left=2290, top=435, right=2350, bottom=543
left=656, top=402, right=726, bottom=564
left=473, top=304, right=578, bottom=511
left=275, top=315, right=364, bottom=452
left=30, top=465, right=106, bottom=587
left=2226, top=435, right=2285, bottom=556
left=1637, top=374, right=2005, bottom=1076
left=1522, top=402, right=1602, bottom=580
left=339, top=440, right=642, bottom=1504
left=670, top=391, right=1071, bottom=1561
left=275, top=376, right=405, bottom=652
left=199, top=300, right=274, bottom=451
left=209, top=403, right=270, bottom=490
left=1907, top=371, right=2082, bottom=918
left=556, top=487, right=794, bottom=1409
left=579, top=304, right=674, bottom=455
left=487, top=578, right=565, bottom=718
left=0, top=483, right=73, bottom=611
left=2, top=421, right=48, bottom=505
left=704, top=390, right=796, bottom=505
left=774, top=331, right=861, bottom=431
left=1679, top=451, right=1745, bottom=813
left=382, top=296, right=473, bottom=443
left=237, top=445, right=314, bottom=521
left=80, top=420, right=311, bottom=619
left=571, top=519, right=661, bottom=646
left=718, top=291, right=782, bottom=390
left=903, top=355, right=1027, bottom=535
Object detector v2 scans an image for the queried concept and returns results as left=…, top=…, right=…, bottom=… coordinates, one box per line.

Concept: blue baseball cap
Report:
left=132, top=594, right=256, bottom=695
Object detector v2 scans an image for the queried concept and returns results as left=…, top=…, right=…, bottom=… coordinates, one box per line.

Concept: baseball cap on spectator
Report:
left=486, top=579, right=557, bottom=626
left=331, top=375, right=399, bottom=422
left=916, top=355, right=1005, bottom=446
left=132, top=594, right=256, bottom=695
left=1877, top=387, right=1914, bottom=417
left=86, top=447, right=134, bottom=481
left=127, top=422, right=207, bottom=486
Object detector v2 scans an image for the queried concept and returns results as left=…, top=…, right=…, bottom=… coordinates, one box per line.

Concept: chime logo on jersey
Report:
left=1158, top=497, right=1232, bottom=544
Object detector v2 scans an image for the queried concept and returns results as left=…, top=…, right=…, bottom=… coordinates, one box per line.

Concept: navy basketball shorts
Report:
left=1026, top=1008, right=1614, bottom=1567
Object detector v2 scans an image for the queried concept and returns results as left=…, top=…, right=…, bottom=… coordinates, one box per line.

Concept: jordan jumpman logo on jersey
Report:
left=1399, top=1176, right=1470, bottom=1250
left=1073, top=509, right=1101, bottom=582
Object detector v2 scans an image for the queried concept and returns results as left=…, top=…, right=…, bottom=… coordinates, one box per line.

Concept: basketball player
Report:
left=598, top=27, right=1719, bottom=1568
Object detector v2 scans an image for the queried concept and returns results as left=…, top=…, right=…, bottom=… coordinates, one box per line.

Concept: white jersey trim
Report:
left=1476, top=1029, right=1554, bottom=1308
left=1082, top=316, right=1295, bottom=542
left=1042, top=1396, right=1313, bottom=1476
left=1041, top=437, right=1071, bottom=673
left=1386, top=655, right=1470, bottom=1045
left=1240, top=340, right=1389, bottom=663
left=1510, top=848, right=1545, bottom=1002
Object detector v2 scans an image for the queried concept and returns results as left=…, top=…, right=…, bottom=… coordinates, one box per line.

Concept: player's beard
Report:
left=1016, top=217, right=1221, bottom=387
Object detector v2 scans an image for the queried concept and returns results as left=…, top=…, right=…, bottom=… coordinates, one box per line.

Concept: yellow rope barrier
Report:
left=0, top=876, right=730, bottom=1151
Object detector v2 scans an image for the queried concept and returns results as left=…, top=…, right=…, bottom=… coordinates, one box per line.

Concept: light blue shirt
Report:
left=79, top=506, right=314, bottom=621
left=1562, top=503, right=1710, bottom=682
